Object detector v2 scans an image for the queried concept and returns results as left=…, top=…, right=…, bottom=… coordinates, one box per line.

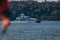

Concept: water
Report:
left=0, top=21, right=60, bottom=40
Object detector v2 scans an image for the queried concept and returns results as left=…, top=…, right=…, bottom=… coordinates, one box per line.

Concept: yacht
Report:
left=11, top=14, right=37, bottom=23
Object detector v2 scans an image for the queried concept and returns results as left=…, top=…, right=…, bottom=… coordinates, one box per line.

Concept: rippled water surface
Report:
left=0, top=21, right=60, bottom=40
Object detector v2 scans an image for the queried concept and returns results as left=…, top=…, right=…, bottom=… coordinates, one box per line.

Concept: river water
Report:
left=0, top=21, right=60, bottom=40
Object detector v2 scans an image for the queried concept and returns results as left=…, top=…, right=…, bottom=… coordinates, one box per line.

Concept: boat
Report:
left=11, top=14, right=37, bottom=23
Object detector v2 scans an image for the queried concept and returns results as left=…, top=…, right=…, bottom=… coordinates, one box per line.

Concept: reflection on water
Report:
left=0, top=21, right=60, bottom=40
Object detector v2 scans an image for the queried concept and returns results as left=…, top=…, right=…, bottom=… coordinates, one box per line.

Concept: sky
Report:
left=9, top=0, right=58, bottom=2
left=37, top=0, right=58, bottom=2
